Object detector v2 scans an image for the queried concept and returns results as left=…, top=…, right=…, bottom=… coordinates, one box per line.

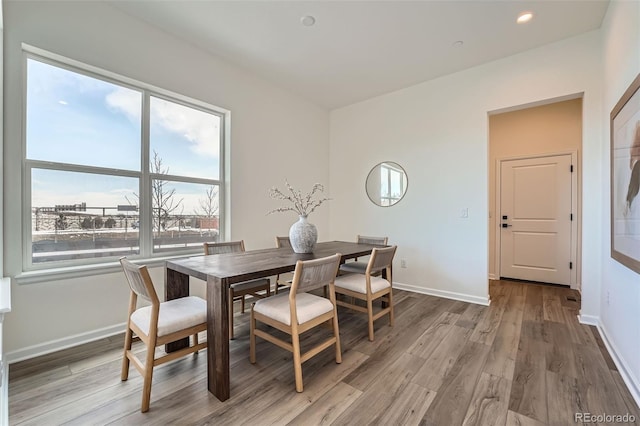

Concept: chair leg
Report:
left=121, top=326, right=133, bottom=381
left=332, top=313, right=342, bottom=364
left=367, top=297, right=375, bottom=342
left=388, top=290, right=395, bottom=327
left=229, top=288, right=235, bottom=340
left=241, top=295, right=246, bottom=313
left=193, top=333, right=199, bottom=354
left=292, top=332, right=303, bottom=392
left=141, top=343, right=156, bottom=413
left=249, top=309, right=257, bottom=364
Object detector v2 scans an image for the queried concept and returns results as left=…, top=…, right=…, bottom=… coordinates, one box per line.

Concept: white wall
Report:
left=2, top=1, right=330, bottom=356
left=599, top=0, right=640, bottom=405
left=329, top=31, right=603, bottom=309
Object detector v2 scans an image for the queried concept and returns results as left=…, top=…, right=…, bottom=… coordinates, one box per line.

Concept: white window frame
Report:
left=19, top=45, right=228, bottom=279
left=380, top=162, right=405, bottom=206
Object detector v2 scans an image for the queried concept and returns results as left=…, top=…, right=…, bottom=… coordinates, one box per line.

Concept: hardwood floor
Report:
left=8, top=280, right=640, bottom=425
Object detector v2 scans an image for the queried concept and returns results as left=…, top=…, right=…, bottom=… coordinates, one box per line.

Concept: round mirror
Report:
left=365, top=161, right=408, bottom=207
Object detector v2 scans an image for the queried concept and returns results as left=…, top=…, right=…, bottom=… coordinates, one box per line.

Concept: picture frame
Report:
left=611, top=73, right=640, bottom=274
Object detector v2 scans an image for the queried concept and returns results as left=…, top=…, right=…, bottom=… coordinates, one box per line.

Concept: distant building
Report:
left=197, top=217, right=219, bottom=230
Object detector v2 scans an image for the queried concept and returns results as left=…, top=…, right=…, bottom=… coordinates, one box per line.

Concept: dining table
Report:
left=164, top=240, right=386, bottom=401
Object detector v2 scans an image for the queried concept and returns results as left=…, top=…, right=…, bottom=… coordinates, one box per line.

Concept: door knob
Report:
left=501, top=223, right=512, bottom=228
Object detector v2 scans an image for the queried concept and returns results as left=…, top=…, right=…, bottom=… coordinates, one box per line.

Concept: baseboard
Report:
left=6, top=322, right=126, bottom=364
left=578, top=314, right=599, bottom=326
left=488, top=273, right=498, bottom=280
left=596, top=322, right=640, bottom=409
left=577, top=314, right=640, bottom=409
left=394, top=282, right=490, bottom=306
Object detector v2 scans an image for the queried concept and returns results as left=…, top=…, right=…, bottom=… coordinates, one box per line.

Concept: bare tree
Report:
left=194, top=185, right=219, bottom=235
left=195, top=185, right=219, bottom=218
left=127, top=151, right=183, bottom=238
left=151, top=151, right=183, bottom=237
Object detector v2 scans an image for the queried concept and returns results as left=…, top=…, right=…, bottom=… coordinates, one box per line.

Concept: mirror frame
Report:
left=365, top=161, right=408, bottom=207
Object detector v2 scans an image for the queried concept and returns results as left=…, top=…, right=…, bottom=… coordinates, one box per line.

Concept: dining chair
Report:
left=338, top=235, right=389, bottom=275
left=274, top=236, right=293, bottom=294
left=250, top=253, right=342, bottom=392
left=334, top=245, right=397, bottom=341
left=119, top=257, right=207, bottom=412
left=203, top=241, right=271, bottom=339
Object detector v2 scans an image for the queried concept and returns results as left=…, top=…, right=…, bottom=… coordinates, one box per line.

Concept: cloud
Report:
left=105, top=88, right=219, bottom=158
left=105, top=87, right=141, bottom=123
left=150, top=97, right=219, bottom=158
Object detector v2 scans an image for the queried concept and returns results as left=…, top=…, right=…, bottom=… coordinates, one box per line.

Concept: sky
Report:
left=27, top=58, right=221, bottom=214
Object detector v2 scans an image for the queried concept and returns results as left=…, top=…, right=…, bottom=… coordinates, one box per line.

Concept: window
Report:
left=380, top=163, right=406, bottom=206
left=24, top=53, right=225, bottom=269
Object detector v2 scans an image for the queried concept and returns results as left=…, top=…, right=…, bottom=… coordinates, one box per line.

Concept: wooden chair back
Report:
left=366, top=245, right=397, bottom=275
left=274, top=237, right=294, bottom=294
left=119, top=257, right=159, bottom=305
left=290, top=253, right=341, bottom=295
left=357, top=235, right=388, bottom=246
left=204, top=240, right=245, bottom=255
left=275, top=236, right=292, bottom=249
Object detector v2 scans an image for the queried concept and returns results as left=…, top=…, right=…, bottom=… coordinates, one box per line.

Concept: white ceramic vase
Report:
left=289, top=215, right=317, bottom=253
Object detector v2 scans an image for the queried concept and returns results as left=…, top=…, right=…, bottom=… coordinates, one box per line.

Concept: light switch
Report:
left=460, top=208, right=469, bottom=218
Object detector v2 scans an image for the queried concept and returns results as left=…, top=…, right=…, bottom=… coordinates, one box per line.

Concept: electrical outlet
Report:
left=400, top=259, right=407, bottom=268
left=460, top=208, right=469, bottom=218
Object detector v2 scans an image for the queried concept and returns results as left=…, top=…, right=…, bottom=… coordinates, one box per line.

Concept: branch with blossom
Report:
left=267, top=180, right=330, bottom=216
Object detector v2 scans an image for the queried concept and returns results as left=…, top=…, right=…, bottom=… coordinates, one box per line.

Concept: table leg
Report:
left=207, top=274, right=230, bottom=401
left=165, top=267, right=190, bottom=353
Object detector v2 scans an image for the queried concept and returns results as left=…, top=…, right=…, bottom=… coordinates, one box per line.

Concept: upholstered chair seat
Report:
left=333, top=273, right=391, bottom=295
left=130, top=296, right=206, bottom=337
left=253, top=292, right=334, bottom=326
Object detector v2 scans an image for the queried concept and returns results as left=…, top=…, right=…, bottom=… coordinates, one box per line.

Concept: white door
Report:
left=499, top=154, right=573, bottom=285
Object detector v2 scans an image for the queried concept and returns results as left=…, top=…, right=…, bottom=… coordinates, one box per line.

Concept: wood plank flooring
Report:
left=8, top=280, right=640, bottom=425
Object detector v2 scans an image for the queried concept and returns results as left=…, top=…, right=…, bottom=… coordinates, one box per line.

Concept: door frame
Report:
left=494, top=151, right=580, bottom=289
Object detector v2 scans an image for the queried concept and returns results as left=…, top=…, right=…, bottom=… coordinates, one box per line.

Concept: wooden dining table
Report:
left=164, top=240, right=385, bottom=401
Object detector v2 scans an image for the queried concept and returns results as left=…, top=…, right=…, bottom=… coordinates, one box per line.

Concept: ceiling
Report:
left=110, top=1, right=610, bottom=110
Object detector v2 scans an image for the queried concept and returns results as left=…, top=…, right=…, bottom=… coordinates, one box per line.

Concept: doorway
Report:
left=488, top=97, right=582, bottom=290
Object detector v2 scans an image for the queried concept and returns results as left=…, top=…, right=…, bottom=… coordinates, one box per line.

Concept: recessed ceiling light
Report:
left=517, top=11, right=534, bottom=24
left=452, top=40, right=464, bottom=48
left=301, top=15, right=316, bottom=27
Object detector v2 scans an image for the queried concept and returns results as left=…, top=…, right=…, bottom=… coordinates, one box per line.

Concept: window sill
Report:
left=14, top=253, right=200, bottom=285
